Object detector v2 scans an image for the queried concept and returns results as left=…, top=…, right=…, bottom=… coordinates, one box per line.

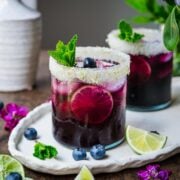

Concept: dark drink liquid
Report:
left=52, top=77, right=127, bottom=148
left=49, top=47, right=130, bottom=149
left=127, top=53, right=173, bottom=111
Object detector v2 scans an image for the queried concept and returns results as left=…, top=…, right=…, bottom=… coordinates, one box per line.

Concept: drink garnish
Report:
left=24, top=128, right=38, bottom=140
left=126, top=125, right=167, bottom=154
left=33, top=142, right=58, bottom=160
left=90, top=144, right=106, bottom=160
left=0, top=155, right=25, bottom=179
left=72, top=148, right=87, bottom=161
left=71, top=85, right=113, bottom=124
left=48, top=35, right=78, bottom=67
left=75, top=166, right=94, bottom=180
left=118, top=20, right=144, bottom=43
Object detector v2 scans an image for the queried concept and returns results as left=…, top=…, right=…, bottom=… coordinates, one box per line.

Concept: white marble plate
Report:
left=8, top=78, right=180, bottom=175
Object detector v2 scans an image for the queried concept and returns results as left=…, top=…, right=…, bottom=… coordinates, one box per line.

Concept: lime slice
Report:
left=0, top=155, right=25, bottom=179
left=126, top=126, right=167, bottom=155
left=75, top=166, right=94, bottom=180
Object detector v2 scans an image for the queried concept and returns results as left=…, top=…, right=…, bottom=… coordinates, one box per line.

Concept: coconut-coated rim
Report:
left=106, top=28, right=170, bottom=56
left=49, top=46, right=130, bottom=84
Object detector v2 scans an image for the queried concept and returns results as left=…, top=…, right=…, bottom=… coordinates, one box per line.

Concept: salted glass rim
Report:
left=49, top=46, right=130, bottom=84
left=106, top=28, right=170, bottom=56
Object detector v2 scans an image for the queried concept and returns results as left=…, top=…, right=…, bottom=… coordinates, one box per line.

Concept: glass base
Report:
left=105, top=137, right=125, bottom=150
left=54, top=133, right=125, bottom=151
left=127, top=101, right=172, bottom=112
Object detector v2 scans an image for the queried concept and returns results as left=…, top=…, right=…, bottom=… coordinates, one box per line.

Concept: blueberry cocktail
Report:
left=49, top=37, right=130, bottom=148
left=107, top=27, right=173, bottom=111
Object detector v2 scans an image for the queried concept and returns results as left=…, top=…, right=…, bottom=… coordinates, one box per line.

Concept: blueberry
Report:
left=0, top=101, right=4, bottom=111
left=72, top=147, right=87, bottom=161
left=6, top=172, right=22, bottom=180
left=24, top=128, right=38, bottom=140
left=90, top=144, right=106, bottom=160
left=83, top=57, right=97, bottom=68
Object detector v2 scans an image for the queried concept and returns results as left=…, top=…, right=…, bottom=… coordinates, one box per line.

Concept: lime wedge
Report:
left=0, top=155, right=25, bottom=179
left=75, top=166, right=94, bottom=180
left=126, top=126, right=167, bottom=155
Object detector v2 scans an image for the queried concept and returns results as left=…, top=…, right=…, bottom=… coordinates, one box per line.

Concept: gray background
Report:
left=38, top=0, right=155, bottom=49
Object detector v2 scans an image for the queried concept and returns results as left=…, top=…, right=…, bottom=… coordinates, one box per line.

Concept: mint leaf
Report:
left=133, top=33, right=144, bottom=42
left=118, top=20, right=144, bottom=43
left=163, top=6, right=179, bottom=51
left=48, top=34, right=78, bottom=67
left=33, top=142, right=58, bottom=160
left=119, top=20, right=133, bottom=35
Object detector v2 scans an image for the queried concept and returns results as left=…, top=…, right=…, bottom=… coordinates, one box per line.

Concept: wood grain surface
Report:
left=0, top=51, right=179, bottom=180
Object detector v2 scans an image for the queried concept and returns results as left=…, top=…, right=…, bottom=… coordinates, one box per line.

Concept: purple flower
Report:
left=137, top=164, right=172, bottom=180
left=137, top=170, right=151, bottom=180
left=158, top=170, right=172, bottom=180
left=0, top=103, right=29, bottom=131
left=146, top=164, right=160, bottom=178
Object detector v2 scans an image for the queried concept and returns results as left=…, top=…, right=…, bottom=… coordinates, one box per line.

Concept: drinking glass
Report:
left=49, top=47, right=130, bottom=149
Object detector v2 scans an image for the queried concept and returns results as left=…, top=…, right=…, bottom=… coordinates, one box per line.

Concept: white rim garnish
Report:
left=49, top=46, right=130, bottom=84
left=106, top=28, right=170, bottom=56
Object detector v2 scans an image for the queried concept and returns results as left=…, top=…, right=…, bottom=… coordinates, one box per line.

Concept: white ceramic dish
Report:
left=8, top=78, right=180, bottom=175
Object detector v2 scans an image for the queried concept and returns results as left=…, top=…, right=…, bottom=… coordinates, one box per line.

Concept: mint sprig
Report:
left=118, top=20, right=144, bottom=43
left=33, top=142, right=58, bottom=160
left=48, top=34, right=78, bottom=67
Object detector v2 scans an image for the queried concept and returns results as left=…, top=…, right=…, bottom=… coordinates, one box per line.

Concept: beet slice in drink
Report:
left=71, top=85, right=113, bottom=125
left=129, top=55, right=151, bottom=85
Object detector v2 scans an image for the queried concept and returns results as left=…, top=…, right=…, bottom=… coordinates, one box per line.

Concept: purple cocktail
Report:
left=49, top=47, right=130, bottom=148
left=107, top=28, right=173, bottom=111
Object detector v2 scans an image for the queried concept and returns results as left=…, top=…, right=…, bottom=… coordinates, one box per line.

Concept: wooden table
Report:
left=0, top=51, right=180, bottom=180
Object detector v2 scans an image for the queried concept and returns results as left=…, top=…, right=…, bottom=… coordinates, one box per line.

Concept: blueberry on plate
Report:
left=0, top=101, right=4, bottom=111
left=24, top=128, right=38, bottom=140
left=72, top=147, right=87, bottom=161
left=6, top=172, right=22, bottom=180
left=83, top=57, right=97, bottom=68
left=90, top=144, right=106, bottom=160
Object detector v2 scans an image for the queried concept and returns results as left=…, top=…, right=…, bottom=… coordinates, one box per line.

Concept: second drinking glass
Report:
left=107, top=28, right=173, bottom=111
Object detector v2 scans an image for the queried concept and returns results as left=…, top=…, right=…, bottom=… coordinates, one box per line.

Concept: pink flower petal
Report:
left=0, top=103, right=29, bottom=132
left=4, top=119, right=18, bottom=131
left=6, top=103, right=18, bottom=112
left=17, top=106, right=29, bottom=117
left=3, top=114, right=14, bottom=122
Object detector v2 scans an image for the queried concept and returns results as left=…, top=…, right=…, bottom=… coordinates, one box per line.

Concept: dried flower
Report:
left=137, top=164, right=172, bottom=180
left=0, top=103, right=29, bottom=131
